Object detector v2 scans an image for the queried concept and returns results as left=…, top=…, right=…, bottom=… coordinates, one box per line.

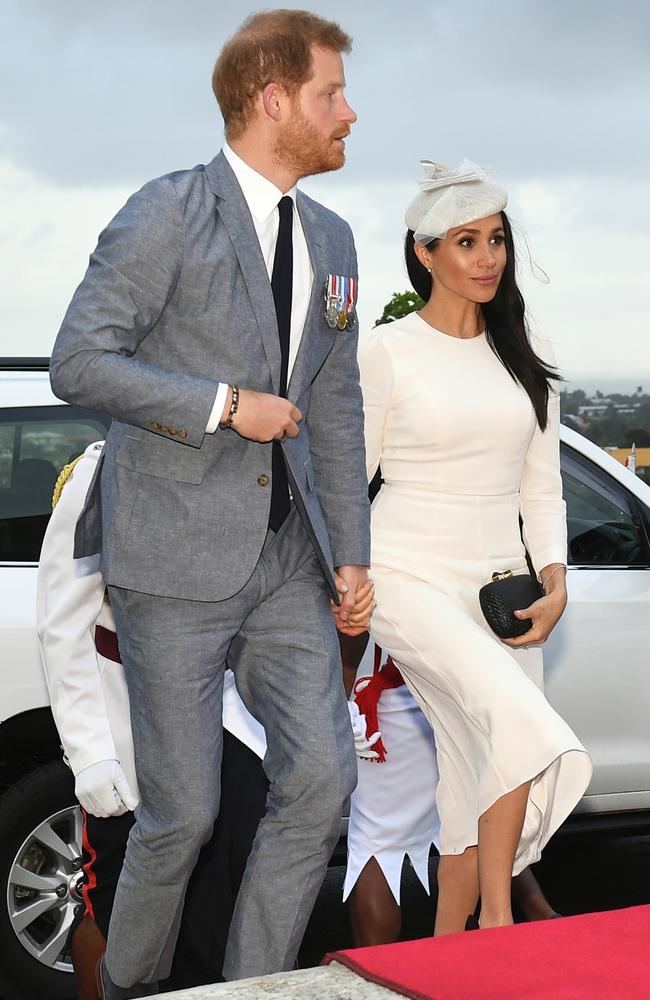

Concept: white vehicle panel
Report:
left=0, top=373, right=63, bottom=408
left=0, top=567, right=49, bottom=720
left=545, top=566, right=650, bottom=807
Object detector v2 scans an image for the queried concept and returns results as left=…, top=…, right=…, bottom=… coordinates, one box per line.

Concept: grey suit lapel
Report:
left=288, top=192, right=336, bottom=403
left=205, top=152, right=281, bottom=394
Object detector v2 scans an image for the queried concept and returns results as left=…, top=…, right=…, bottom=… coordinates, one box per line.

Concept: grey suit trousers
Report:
left=105, top=510, right=357, bottom=986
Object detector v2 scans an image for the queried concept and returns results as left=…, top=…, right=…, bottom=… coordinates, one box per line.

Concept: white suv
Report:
left=1, top=358, right=650, bottom=1000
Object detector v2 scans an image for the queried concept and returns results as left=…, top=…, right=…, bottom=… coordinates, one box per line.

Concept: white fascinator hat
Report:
left=405, top=160, right=508, bottom=245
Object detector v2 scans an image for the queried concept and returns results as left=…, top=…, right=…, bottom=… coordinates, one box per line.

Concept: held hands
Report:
left=74, top=759, right=140, bottom=818
left=347, top=701, right=382, bottom=760
left=222, top=386, right=302, bottom=443
left=331, top=566, right=375, bottom=637
left=504, top=564, right=568, bottom=648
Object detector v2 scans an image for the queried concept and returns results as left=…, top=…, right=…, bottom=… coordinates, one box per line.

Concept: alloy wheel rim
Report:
left=6, top=804, right=83, bottom=974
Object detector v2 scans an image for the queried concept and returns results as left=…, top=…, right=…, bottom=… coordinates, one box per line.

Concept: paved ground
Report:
left=161, top=964, right=397, bottom=1000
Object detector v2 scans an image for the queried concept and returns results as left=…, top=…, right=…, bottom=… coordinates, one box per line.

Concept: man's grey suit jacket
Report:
left=50, top=151, right=370, bottom=603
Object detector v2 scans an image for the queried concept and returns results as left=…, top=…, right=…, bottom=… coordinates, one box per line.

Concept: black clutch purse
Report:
left=479, top=571, right=544, bottom=639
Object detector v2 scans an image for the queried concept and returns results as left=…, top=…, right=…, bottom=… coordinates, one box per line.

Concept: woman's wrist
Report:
left=539, top=563, right=567, bottom=597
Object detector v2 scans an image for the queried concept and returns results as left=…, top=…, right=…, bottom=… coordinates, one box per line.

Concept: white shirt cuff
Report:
left=206, top=382, right=230, bottom=433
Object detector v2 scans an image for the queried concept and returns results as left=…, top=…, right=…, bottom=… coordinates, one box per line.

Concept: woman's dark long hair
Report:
left=404, top=212, right=559, bottom=430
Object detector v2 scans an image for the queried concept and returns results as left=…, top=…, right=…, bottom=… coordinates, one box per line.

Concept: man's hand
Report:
left=331, top=578, right=374, bottom=636
left=332, top=565, right=374, bottom=637
left=75, top=759, right=140, bottom=818
left=223, top=387, right=302, bottom=443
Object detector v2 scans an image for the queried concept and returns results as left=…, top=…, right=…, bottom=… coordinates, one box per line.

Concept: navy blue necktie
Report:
left=269, top=195, right=293, bottom=532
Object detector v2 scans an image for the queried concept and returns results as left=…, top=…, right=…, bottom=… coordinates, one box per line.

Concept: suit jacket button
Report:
left=177, top=429, right=187, bottom=439
left=151, top=421, right=162, bottom=430
left=257, top=474, right=269, bottom=487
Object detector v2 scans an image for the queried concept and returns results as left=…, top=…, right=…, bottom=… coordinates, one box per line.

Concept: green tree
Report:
left=375, top=290, right=424, bottom=327
left=626, top=427, right=650, bottom=447
left=560, top=388, right=588, bottom=417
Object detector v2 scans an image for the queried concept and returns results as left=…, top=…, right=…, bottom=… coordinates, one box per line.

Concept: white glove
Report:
left=74, top=759, right=140, bottom=818
left=347, top=701, right=382, bottom=760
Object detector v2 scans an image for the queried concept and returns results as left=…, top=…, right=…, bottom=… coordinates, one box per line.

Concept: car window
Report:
left=561, top=446, right=650, bottom=567
left=0, top=422, right=13, bottom=489
left=637, top=466, right=650, bottom=488
left=0, top=405, right=110, bottom=562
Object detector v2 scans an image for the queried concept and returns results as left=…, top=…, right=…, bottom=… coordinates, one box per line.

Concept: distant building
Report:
left=578, top=401, right=641, bottom=417
left=578, top=404, right=609, bottom=416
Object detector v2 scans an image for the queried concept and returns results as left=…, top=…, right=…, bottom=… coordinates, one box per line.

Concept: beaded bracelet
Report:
left=220, top=384, right=240, bottom=429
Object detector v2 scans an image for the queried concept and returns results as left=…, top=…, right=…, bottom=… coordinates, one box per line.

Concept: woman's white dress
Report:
left=358, top=313, right=592, bottom=874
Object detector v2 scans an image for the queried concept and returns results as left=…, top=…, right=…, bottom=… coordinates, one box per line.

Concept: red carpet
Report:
left=324, top=905, right=650, bottom=999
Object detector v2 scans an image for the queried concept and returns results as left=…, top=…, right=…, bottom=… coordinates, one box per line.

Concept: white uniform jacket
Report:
left=36, top=442, right=266, bottom=794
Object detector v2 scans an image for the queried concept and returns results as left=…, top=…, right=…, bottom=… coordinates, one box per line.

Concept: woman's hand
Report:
left=503, top=564, right=567, bottom=648
left=331, top=577, right=375, bottom=636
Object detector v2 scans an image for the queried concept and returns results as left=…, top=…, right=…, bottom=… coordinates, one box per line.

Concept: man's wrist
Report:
left=220, top=385, right=240, bottom=429
left=205, top=382, right=230, bottom=434
left=221, top=386, right=233, bottom=422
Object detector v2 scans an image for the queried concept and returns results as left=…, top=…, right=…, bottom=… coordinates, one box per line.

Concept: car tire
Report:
left=0, top=759, right=80, bottom=1000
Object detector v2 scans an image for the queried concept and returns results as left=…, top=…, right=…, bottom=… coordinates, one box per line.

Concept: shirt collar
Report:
left=223, top=143, right=298, bottom=224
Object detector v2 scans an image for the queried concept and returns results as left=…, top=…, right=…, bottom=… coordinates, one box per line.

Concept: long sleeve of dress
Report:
left=520, top=337, right=567, bottom=575
left=357, top=329, right=394, bottom=482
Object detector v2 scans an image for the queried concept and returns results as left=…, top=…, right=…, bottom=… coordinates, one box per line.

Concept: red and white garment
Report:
left=343, top=643, right=441, bottom=905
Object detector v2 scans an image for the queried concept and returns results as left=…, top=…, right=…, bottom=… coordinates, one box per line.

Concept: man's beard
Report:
left=274, top=107, right=347, bottom=178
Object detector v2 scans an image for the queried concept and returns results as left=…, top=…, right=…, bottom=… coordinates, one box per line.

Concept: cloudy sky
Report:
left=1, top=0, right=648, bottom=387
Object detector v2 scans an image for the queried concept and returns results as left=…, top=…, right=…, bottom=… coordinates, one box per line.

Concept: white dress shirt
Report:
left=205, top=144, right=314, bottom=432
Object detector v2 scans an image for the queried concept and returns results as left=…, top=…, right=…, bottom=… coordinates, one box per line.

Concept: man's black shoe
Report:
left=96, top=955, right=159, bottom=999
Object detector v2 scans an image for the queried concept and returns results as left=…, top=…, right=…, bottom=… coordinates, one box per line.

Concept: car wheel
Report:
left=0, top=759, right=80, bottom=1000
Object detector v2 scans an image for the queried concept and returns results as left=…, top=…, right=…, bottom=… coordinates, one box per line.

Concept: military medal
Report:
left=325, top=296, right=339, bottom=329
left=324, top=275, right=357, bottom=332
left=324, top=274, right=342, bottom=329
